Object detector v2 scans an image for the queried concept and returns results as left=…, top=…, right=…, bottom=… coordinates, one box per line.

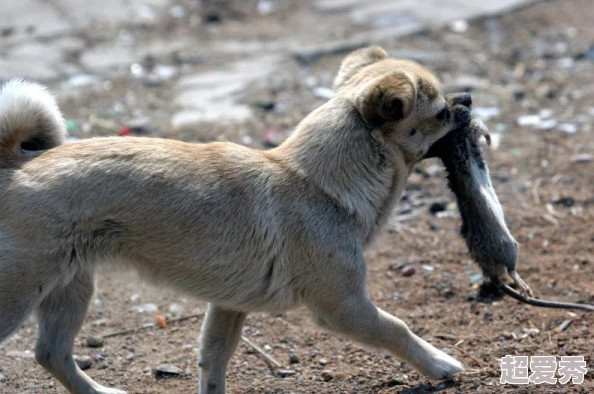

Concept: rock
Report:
left=278, top=369, right=297, bottom=377
left=289, top=351, right=300, bottom=364
left=74, top=355, right=93, bottom=370
left=429, top=202, right=447, bottom=215
left=571, top=154, right=593, bottom=163
left=401, top=265, right=416, bottom=277
left=483, top=307, right=493, bottom=319
left=86, top=336, right=104, bottom=348
left=321, top=370, right=334, bottom=382
left=0, top=374, right=7, bottom=382
left=319, top=358, right=328, bottom=366
left=558, top=123, right=578, bottom=134
left=154, top=364, right=183, bottom=379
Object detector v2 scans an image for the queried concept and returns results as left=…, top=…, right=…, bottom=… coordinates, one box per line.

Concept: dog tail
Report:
left=0, top=79, right=66, bottom=166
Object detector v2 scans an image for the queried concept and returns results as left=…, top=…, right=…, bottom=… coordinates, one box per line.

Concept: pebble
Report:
left=570, top=154, right=593, bottom=163
left=289, top=351, right=300, bottom=364
left=483, top=307, right=493, bottom=319
left=0, top=374, right=6, bottom=382
left=319, top=358, right=328, bottom=366
left=154, top=364, right=183, bottom=379
left=86, top=336, right=105, bottom=348
left=278, top=369, right=297, bottom=378
left=74, top=356, right=93, bottom=370
left=321, top=370, right=334, bottom=382
left=401, top=265, right=416, bottom=277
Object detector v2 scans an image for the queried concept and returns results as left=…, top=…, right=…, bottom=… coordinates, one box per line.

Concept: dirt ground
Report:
left=1, top=0, right=593, bottom=393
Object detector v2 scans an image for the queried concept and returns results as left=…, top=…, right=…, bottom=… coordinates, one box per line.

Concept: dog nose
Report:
left=448, top=92, right=472, bottom=108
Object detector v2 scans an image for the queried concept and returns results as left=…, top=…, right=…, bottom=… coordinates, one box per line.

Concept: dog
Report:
left=0, top=46, right=475, bottom=394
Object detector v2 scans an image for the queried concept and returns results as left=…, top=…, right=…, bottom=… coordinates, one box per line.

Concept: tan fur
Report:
left=0, top=48, right=472, bottom=394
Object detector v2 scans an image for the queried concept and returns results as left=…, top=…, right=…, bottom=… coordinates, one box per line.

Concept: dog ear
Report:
left=333, top=46, right=388, bottom=90
left=355, top=71, right=417, bottom=126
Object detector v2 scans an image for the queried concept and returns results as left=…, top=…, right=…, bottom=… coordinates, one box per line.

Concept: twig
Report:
left=452, top=343, right=484, bottom=368
left=240, top=336, right=282, bottom=371
left=102, top=313, right=204, bottom=338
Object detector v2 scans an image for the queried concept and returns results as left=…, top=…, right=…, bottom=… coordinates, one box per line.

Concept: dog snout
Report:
left=447, top=93, right=472, bottom=109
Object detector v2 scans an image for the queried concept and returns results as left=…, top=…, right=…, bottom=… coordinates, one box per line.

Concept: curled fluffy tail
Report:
left=0, top=79, right=65, bottom=166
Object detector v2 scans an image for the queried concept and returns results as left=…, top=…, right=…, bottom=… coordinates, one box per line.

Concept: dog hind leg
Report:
left=35, top=267, right=126, bottom=394
left=198, top=304, right=247, bottom=394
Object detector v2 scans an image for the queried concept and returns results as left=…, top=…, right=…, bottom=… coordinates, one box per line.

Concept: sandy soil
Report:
left=0, top=0, right=593, bottom=393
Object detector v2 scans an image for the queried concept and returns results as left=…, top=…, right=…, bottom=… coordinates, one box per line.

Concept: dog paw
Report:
left=92, top=386, right=127, bottom=394
left=417, top=348, right=464, bottom=380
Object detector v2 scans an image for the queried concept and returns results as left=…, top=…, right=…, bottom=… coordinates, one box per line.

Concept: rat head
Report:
left=334, top=46, right=473, bottom=165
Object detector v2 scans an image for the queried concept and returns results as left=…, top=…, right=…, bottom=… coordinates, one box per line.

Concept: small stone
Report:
left=401, top=265, right=416, bottom=277
left=0, top=374, right=6, bottom=382
left=319, top=358, right=328, bottom=366
left=483, top=308, right=493, bottom=319
left=278, top=369, right=296, bottom=378
left=571, top=154, right=592, bottom=163
left=289, top=351, right=300, bottom=364
left=321, top=370, right=334, bottom=382
left=154, top=364, right=183, bottom=379
left=501, top=331, right=514, bottom=340
left=517, top=114, right=541, bottom=127
left=429, top=202, right=447, bottom=215
left=86, top=337, right=104, bottom=348
left=74, top=356, right=93, bottom=370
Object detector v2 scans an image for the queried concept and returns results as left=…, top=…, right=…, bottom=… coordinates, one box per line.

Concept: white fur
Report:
left=0, top=79, right=65, bottom=152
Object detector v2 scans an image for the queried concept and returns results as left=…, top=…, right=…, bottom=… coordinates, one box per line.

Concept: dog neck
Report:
left=271, top=98, right=409, bottom=244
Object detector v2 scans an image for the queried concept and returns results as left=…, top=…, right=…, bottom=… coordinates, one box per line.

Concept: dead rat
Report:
left=425, top=102, right=594, bottom=312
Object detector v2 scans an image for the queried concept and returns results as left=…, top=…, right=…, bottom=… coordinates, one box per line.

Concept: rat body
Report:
left=426, top=106, right=594, bottom=312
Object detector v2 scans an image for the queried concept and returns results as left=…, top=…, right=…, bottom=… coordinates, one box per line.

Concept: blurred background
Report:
left=1, top=0, right=593, bottom=393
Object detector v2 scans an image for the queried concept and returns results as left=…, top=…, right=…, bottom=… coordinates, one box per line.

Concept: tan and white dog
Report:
left=0, top=47, right=475, bottom=394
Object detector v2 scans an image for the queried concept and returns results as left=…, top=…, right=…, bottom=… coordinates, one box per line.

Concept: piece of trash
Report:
left=558, top=123, right=578, bottom=134
left=470, top=273, right=483, bottom=283
left=169, top=4, right=185, bottom=18
left=257, top=0, right=276, bottom=15
left=263, top=129, right=290, bottom=148
left=66, top=120, right=79, bottom=133
left=474, top=106, right=500, bottom=121
left=517, top=115, right=541, bottom=127
left=313, top=87, right=335, bottom=100
left=553, top=319, right=572, bottom=333
left=65, top=74, right=100, bottom=88
left=156, top=315, right=168, bottom=328
left=538, top=119, right=557, bottom=130
left=449, top=19, right=469, bottom=33
left=129, top=303, right=158, bottom=313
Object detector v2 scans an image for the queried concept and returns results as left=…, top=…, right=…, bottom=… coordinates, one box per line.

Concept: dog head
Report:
left=334, top=46, right=472, bottom=164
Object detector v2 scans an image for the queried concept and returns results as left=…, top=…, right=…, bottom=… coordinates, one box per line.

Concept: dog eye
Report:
left=408, top=129, right=417, bottom=137
left=436, top=108, right=450, bottom=121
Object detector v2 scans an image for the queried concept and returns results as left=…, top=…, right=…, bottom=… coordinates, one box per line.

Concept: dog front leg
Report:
left=308, top=284, right=463, bottom=380
left=198, top=304, right=247, bottom=394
